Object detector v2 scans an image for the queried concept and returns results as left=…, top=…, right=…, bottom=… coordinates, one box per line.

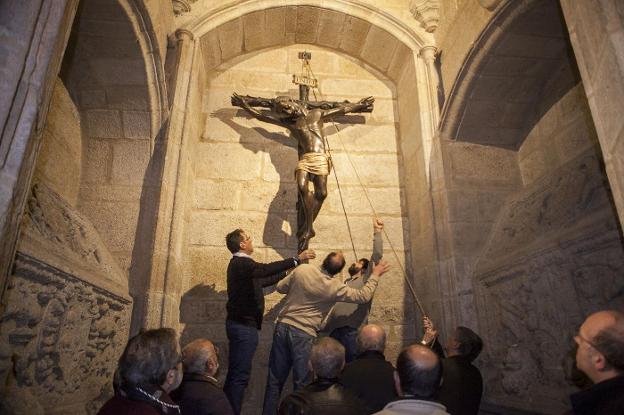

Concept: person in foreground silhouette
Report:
left=98, top=328, right=182, bottom=415
left=278, top=337, right=366, bottom=415
left=569, top=310, right=624, bottom=414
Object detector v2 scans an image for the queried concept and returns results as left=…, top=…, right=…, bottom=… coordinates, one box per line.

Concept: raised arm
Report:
left=335, top=260, right=390, bottom=303
left=321, top=96, right=374, bottom=119
left=253, top=249, right=315, bottom=287
left=231, top=93, right=285, bottom=127
left=362, top=218, right=384, bottom=280
left=421, top=316, right=446, bottom=359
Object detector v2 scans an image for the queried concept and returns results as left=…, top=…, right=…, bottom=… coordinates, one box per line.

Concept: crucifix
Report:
left=231, top=51, right=374, bottom=252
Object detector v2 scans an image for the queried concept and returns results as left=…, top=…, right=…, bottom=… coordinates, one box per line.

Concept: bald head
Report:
left=310, top=337, right=345, bottom=379
left=357, top=324, right=386, bottom=354
left=182, top=339, right=219, bottom=376
left=575, top=310, right=624, bottom=383
left=395, top=344, right=441, bottom=398
left=322, top=252, right=346, bottom=276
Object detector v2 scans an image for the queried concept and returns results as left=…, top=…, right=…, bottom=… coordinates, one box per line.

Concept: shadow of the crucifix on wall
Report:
left=211, top=108, right=296, bottom=261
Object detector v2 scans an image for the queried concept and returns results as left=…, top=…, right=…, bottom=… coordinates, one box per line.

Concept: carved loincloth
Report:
left=296, top=152, right=331, bottom=176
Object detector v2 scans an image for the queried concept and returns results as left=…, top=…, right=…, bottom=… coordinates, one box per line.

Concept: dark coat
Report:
left=570, top=374, right=624, bottom=415
left=340, top=350, right=398, bottom=414
left=98, top=396, right=163, bottom=415
left=226, top=255, right=296, bottom=329
left=97, top=386, right=180, bottom=415
left=278, top=378, right=366, bottom=415
left=437, top=356, right=483, bottom=415
left=170, top=373, right=234, bottom=415
left=432, top=341, right=483, bottom=415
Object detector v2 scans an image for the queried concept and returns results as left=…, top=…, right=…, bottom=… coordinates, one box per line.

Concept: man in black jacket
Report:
left=223, top=228, right=314, bottom=415
left=421, top=318, right=483, bottom=415
left=171, top=339, right=233, bottom=415
left=570, top=310, right=624, bottom=415
left=278, top=337, right=366, bottom=415
left=340, top=324, right=397, bottom=413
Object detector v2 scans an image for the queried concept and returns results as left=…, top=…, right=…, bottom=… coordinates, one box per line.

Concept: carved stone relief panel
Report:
left=20, top=181, right=128, bottom=298
left=475, top=230, right=624, bottom=413
left=0, top=253, right=132, bottom=414
left=0, top=181, right=132, bottom=414
left=478, top=152, right=615, bottom=273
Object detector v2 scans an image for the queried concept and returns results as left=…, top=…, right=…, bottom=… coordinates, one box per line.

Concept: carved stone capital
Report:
left=419, top=45, right=438, bottom=62
left=479, top=0, right=504, bottom=11
left=175, top=28, right=194, bottom=42
left=410, top=0, right=440, bottom=33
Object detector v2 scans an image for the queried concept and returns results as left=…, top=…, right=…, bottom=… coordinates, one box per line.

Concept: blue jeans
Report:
left=330, top=326, right=358, bottom=363
left=224, top=320, right=259, bottom=415
left=262, top=322, right=314, bottom=415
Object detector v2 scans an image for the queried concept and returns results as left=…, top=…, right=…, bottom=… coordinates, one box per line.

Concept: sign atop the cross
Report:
left=292, top=74, right=318, bottom=88
left=292, top=51, right=318, bottom=101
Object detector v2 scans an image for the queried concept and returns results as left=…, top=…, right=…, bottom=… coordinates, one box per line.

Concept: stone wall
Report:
left=433, top=74, right=624, bottom=412
left=435, top=0, right=494, bottom=100
left=518, top=84, right=599, bottom=186
left=35, top=79, right=82, bottom=207
left=560, top=0, right=624, bottom=227
left=470, top=80, right=623, bottom=414
left=179, top=44, right=416, bottom=413
left=0, top=72, right=133, bottom=414
left=62, top=0, right=154, bottom=277
left=0, top=0, right=79, bottom=307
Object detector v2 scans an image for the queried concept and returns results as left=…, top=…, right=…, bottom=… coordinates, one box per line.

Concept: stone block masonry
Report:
left=180, top=45, right=418, bottom=413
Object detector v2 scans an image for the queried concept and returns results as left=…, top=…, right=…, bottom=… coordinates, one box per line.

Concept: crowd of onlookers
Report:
left=96, top=309, right=624, bottom=415
left=97, top=221, right=624, bottom=415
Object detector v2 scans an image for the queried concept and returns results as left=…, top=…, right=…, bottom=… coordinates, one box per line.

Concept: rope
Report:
left=304, top=60, right=427, bottom=317
left=327, top=119, right=427, bottom=317
left=324, top=136, right=358, bottom=260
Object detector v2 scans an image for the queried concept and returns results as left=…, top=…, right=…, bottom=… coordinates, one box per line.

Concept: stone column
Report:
left=0, top=0, right=79, bottom=308
left=139, top=28, right=197, bottom=330
left=560, top=0, right=624, bottom=227
left=415, top=45, right=441, bottom=180
left=419, top=45, right=440, bottom=129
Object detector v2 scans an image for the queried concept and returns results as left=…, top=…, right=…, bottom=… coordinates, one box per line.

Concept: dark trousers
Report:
left=329, top=326, right=359, bottom=363
left=261, top=322, right=314, bottom=415
left=224, top=319, right=259, bottom=415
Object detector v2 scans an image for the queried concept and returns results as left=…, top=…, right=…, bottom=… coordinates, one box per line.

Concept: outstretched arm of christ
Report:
left=321, top=96, right=374, bottom=119
left=231, top=93, right=284, bottom=127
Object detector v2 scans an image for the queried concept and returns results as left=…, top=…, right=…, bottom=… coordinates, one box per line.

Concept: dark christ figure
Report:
left=231, top=92, right=374, bottom=252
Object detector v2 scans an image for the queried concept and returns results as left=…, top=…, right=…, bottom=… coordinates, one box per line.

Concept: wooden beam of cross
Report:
left=293, top=51, right=317, bottom=102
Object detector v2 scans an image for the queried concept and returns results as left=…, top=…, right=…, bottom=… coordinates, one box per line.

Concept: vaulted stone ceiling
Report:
left=198, top=6, right=413, bottom=83
left=443, top=0, right=579, bottom=150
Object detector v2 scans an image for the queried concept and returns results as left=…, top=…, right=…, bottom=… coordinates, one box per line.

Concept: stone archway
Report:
left=148, top=4, right=443, bottom=413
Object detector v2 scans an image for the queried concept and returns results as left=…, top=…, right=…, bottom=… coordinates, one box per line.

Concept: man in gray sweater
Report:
left=323, top=218, right=384, bottom=362
left=261, top=243, right=390, bottom=415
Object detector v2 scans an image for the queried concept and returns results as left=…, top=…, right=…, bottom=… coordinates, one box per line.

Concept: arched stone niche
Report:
left=0, top=0, right=170, bottom=411
left=434, top=0, right=624, bottom=412
left=59, top=0, right=169, bottom=333
left=152, top=3, right=443, bottom=412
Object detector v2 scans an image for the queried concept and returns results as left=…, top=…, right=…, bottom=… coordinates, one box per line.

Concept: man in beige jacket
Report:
left=261, top=250, right=390, bottom=415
